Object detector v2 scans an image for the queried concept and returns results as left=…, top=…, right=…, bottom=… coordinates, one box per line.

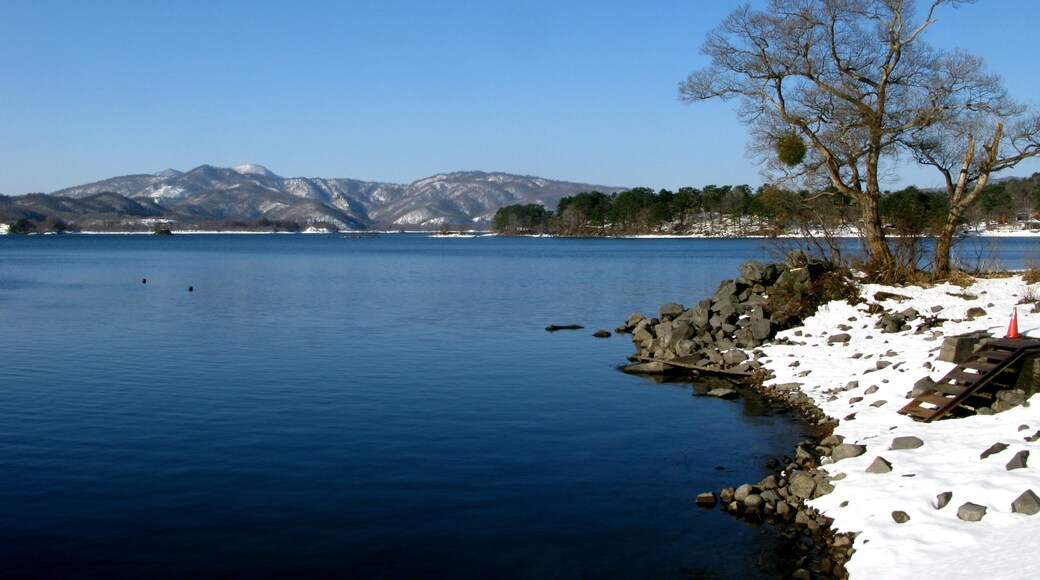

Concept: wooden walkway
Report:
left=899, top=337, right=1040, bottom=422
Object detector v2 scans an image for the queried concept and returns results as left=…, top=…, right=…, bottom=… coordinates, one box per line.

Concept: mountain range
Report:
left=0, top=164, right=624, bottom=232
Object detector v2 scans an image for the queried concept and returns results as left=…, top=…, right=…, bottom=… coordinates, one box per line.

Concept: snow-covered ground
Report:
left=758, top=274, right=1040, bottom=579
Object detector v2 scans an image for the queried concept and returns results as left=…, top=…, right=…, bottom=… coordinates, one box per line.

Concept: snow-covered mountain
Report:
left=38, top=165, right=623, bottom=230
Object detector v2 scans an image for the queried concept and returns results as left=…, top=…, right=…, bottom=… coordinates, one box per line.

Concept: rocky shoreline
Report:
left=614, top=253, right=864, bottom=578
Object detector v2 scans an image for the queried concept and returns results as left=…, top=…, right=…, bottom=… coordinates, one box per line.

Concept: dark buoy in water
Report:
left=142, top=278, right=147, bottom=284
left=188, top=285, right=194, bottom=292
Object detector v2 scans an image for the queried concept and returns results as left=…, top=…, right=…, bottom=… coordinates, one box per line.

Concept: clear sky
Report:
left=2, top=0, right=1038, bottom=195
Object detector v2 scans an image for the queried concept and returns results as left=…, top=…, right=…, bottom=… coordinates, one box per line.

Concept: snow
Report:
left=230, top=163, right=279, bottom=178
left=757, top=274, right=1040, bottom=579
left=145, top=184, right=189, bottom=202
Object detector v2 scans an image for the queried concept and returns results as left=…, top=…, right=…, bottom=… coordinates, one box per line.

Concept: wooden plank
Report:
left=948, top=370, right=984, bottom=384
left=931, top=382, right=968, bottom=396
left=959, top=360, right=997, bottom=372
left=917, top=394, right=955, bottom=406
left=976, top=350, right=1013, bottom=361
left=634, top=356, right=753, bottom=377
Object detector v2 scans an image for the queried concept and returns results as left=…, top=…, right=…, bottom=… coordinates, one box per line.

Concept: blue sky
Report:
left=2, top=0, right=1038, bottom=195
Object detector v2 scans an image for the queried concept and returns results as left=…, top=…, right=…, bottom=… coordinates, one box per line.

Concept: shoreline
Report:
left=7, top=228, right=1039, bottom=239
left=629, top=266, right=1040, bottom=578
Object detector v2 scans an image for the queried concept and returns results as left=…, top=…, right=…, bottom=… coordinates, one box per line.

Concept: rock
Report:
left=719, top=487, right=735, bottom=504
left=831, top=444, right=867, bottom=461
left=788, top=471, right=817, bottom=499
left=892, top=511, right=911, bottom=523
left=865, top=385, right=880, bottom=395
left=874, top=291, right=911, bottom=302
left=733, top=484, right=756, bottom=503
left=624, top=312, right=646, bottom=328
left=620, top=362, right=670, bottom=374
left=739, top=260, right=780, bottom=285
left=1007, top=450, right=1030, bottom=470
left=546, top=324, right=584, bottom=332
left=694, top=491, right=717, bottom=507
left=911, top=376, right=936, bottom=398
left=707, top=388, right=740, bottom=400
left=890, top=436, right=924, bottom=450
left=722, top=349, right=748, bottom=366
left=936, top=491, right=953, bottom=509
left=965, top=307, right=987, bottom=319
left=659, top=302, right=685, bottom=319
left=866, top=456, right=893, bottom=473
left=1012, top=490, right=1040, bottom=515
left=820, top=434, right=844, bottom=447
left=743, top=493, right=764, bottom=511
left=957, top=502, right=987, bottom=522
left=939, top=331, right=992, bottom=363
left=592, top=330, right=611, bottom=338
left=828, top=333, right=852, bottom=344
left=870, top=399, right=888, bottom=408
left=981, top=442, right=1009, bottom=459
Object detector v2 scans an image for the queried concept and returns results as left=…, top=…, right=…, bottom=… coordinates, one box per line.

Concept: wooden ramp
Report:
left=899, top=337, right=1040, bottom=422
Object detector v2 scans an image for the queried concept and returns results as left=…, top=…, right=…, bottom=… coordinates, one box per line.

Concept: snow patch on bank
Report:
left=758, top=275, right=1040, bottom=579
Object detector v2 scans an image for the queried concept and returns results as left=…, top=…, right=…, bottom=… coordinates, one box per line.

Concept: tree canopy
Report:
left=679, top=0, right=1034, bottom=279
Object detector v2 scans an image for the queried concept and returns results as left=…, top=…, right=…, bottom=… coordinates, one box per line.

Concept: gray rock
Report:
left=890, top=436, right=924, bottom=450
left=722, top=349, right=748, bottom=366
left=788, top=471, right=817, bottom=499
left=939, top=331, right=991, bottom=364
left=911, top=376, right=937, bottom=398
left=820, top=434, right=844, bottom=447
left=831, top=444, right=867, bottom=461
left=936, top=491, right=953, bottom=509
left=707, top=388, right=739, bottom=400
left=624, top=312, right=646, bottom=328
left=620, top=362, right=670, bottom=374
left=866, top=456, right=893, bottom=473
left=981, top=442, right=1009, bottom=459
left=738, top=260, right=779, bottom=285
left=965, top=307, right=987, bottom=319
left=865, top=385, right=880, bottom=395
left=733, top=483, right=755, bottom=503
left=1007, top=450, right=1030, bottom=471
left=694, top=491, right=717, bottom=507
left=719, top=487, right=735, bottom=504
left=712, top=279, right=740, bottom=304
left=632, top=327, right=654, bottom=345
left=743, top=493, right=764, bottom=511
left=892, top=511, right=911, bottom=524
left=659, top=302, right=685, bottom=319
left=1012, top=490, right=1040, bottom=515
left=592, top=330, right=611, bottom=338
left=957, top=502, right=987, bottom=522
left=758, top=474, right=779, bottom=490
left=828, top=333, right=852, bottom=344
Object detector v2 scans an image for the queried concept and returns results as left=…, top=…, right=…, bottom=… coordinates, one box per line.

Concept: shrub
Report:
left=765, top=266, right=861, bottom=329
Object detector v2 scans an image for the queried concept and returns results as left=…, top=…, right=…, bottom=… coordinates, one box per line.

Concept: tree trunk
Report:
left=858, top=194, right=894, bottom=277
left=933, top=212, right=959, bottom=277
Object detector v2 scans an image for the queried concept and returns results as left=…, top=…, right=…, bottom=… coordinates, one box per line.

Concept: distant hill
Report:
left=9, top=165, right=624, bottom=231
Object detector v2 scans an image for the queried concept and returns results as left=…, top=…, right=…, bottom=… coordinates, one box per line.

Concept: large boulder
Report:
left=659, top=302, right=685, bottom=320
left=739, top=260, right=780, bottom=285
left=939, top=331, right=991, bottom=363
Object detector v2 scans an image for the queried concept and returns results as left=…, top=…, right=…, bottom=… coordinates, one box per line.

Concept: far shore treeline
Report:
left=492, top=174, right=1040, bottom=237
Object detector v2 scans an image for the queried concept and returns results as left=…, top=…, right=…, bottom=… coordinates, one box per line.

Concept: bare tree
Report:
left=906, top=87, right=1040, bottom=276
left=679, top=0, right=998, bottom=280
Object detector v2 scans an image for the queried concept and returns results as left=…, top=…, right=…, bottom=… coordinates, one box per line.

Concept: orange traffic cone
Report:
left=1005, top=307, right=1021, bottom=339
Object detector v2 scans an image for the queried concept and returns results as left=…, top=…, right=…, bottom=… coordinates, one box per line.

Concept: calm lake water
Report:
left=0, top=234, right=1034, bottom=578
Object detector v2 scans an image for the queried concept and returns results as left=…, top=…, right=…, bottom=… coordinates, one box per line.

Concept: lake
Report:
left=0, top=234, right=1033, bottom=578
